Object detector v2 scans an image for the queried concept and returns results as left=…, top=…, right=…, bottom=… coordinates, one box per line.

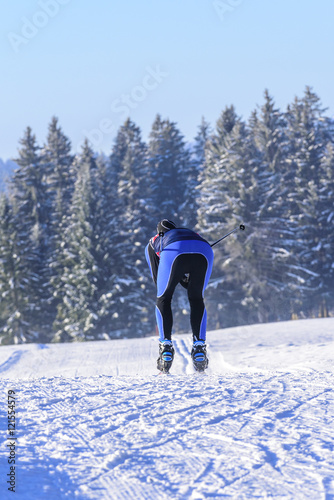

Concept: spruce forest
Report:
left=1, top=87, right=333, bottom=345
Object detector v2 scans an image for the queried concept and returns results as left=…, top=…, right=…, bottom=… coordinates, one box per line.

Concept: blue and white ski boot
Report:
left=191, top=340, right=209, bottom=372
left=157, top=340, right=174, bottom=373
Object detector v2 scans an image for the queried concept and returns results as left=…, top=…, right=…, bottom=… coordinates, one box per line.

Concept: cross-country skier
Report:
left=145, top=219, right=214, bottom=373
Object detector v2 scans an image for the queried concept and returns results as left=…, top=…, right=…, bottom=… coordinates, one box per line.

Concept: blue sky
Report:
left=1, top=0, right=334, bottom=160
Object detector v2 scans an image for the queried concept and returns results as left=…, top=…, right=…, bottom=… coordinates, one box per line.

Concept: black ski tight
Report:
left=156, top=253, right=208, bottom=341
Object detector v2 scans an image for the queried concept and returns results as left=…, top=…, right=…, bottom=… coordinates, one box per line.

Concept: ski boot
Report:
left=191, top=340, right=209, bottom=372
left=157, top=340, right=175, bottom=374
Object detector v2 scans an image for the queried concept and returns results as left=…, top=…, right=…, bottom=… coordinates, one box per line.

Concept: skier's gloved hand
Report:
left=180, top=274, right=190, bottom=289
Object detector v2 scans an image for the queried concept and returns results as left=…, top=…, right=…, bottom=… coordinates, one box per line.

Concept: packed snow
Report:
left=0, top=317, right=334, bottom=499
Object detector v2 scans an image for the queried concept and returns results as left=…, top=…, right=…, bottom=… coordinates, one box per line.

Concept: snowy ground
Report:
left=1, top=317, right=334, bottom=499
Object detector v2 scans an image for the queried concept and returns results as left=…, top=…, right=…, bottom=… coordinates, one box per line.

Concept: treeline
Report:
left=1, top=87, right=333, bottom=344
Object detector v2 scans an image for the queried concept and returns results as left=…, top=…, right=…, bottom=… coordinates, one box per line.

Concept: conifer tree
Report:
left=41, top=117, right=75, bottom=328
left=53, top=141, right=105, bottom=341
left=193, top=117, right=212, bottom=167
left=182, top=117, right=212, bottom=229
left=196, top=108, right=255, bottom=327
left=0, top=194, right=21, bottom=344
left=249, top=91, right=294, bottom=320
left=5, top=128, right=52, bottom=341
left=215, top=121, right=260, bottom=326
left=285, top=87, right=329, bottom=316
left=317, top=142, right=334, bottom=316
left=42, top=116, right=74, bottom=226
left=92, top=153, right=126, bottom=337
left=148, top=115, right=191, bottom=224
left=196, top=106, right=240, bottom=240
left=110, top=119, right=154, bottom=336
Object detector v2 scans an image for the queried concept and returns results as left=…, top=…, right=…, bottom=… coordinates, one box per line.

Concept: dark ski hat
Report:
left=157, top=219, right=177, bottom=234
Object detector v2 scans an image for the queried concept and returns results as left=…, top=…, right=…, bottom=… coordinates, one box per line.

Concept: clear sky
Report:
left=1, top=0, right=334, bottom=160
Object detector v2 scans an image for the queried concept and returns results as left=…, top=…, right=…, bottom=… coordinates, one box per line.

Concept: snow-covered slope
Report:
left=0, top=318, right=333, bottom=499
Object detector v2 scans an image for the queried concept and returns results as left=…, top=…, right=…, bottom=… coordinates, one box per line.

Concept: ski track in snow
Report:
left=0, top=318, right=334, bottom=500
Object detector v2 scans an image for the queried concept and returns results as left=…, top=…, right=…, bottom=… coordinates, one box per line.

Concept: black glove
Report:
left=180, top=274, right=190, bottom=289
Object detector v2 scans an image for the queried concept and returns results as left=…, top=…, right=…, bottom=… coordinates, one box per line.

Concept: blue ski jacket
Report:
left=145, top=228, right=209, bottom=285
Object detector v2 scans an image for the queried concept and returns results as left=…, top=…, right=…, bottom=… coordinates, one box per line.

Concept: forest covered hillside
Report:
left=0, top=87, right=333, bottom=345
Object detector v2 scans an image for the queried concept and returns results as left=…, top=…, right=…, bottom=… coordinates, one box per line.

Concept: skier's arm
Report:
left=145, top=242, right=159, bottom=285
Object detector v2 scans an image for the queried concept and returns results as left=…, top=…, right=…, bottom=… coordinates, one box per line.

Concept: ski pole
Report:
left=210, top=224, right=245, bottom=247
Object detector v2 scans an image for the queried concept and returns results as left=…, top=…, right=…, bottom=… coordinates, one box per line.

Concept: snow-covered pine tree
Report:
left=215, top=121, right=261, bottom=327
left=181, top=117, right=212, bottom=230
left=5, top=127, right=53, bottom=342
left=317, top=141, right=334, bottom=316
left=0, top=194, right=21, bottom=344
left=193, top=117, right=212, bottom=167
left=196, top=106, right=239, bottom=241
left=248, top=90, right=295, bottom=321
left=148, top=114, right=191, bottom=225
left=41, top=117, right=75, bottom=330
left=196, top=107, right=257, bottom=328
left=87, top=151, right=132, bottom=338
left=196, top=108, right=236, bottom=329
left=42, top=116, right=74, bottom=227
left=53, top=141, right=104, bottom=341
left=285, top=87, right=329, bottom=317
left=110, top=119, right=155, bottom=337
